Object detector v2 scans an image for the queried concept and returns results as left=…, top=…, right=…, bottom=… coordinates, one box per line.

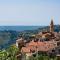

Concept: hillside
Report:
left=0, top=25, right=60, bottom=49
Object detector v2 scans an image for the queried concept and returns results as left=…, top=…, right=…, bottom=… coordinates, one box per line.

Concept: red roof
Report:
left=21, top=41, right=56, bottom=53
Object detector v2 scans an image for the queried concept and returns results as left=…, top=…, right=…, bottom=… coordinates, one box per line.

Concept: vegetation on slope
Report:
left=0, top=45, right=19, bottom=60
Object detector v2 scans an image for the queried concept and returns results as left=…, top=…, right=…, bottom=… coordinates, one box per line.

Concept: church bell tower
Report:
left=50, top=19, right=54, bottom=33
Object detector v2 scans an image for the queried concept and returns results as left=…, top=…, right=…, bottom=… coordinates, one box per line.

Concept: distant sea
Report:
left=0, top=26, right=40, bottom=31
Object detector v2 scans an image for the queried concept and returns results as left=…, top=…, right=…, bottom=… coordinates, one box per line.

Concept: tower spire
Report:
left=50, top=18, right=54, bottom=32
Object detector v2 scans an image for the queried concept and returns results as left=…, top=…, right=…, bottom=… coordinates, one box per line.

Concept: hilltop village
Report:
left=16, top=19, right=60, bottom=60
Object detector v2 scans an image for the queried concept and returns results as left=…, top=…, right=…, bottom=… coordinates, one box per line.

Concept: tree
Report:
left=6, top=45, right=19, bottom=60
left=0, top=44, right=19, bottom=60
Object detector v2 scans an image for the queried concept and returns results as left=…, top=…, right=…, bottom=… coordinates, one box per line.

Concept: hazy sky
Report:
left=0, top=0, right=60, bottom=26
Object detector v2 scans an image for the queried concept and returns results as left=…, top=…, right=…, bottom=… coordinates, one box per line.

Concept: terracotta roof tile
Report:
left=21, top=47, right=30, bottom=53
left=21, top=41, right=56, bottom=53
